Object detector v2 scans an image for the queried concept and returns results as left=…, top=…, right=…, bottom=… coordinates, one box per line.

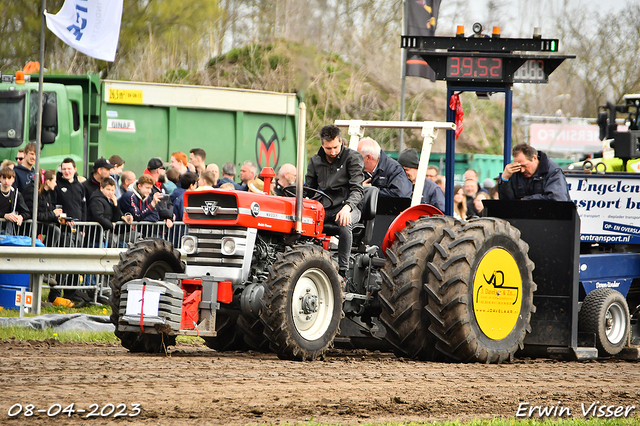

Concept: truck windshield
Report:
left=0, top=91, right=26, bottom=148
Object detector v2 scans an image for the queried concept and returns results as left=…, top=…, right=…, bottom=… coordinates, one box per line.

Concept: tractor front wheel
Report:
left=260, top=245, right=343, bottom=360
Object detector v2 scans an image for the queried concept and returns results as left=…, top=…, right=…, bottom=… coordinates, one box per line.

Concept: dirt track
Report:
left=1, top=339, right=640, bottom=425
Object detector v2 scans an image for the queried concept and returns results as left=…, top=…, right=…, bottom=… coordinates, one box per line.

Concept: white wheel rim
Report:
left=605, top=302, right=626, bottom=345
left=291, top=268, right=334, bottom=341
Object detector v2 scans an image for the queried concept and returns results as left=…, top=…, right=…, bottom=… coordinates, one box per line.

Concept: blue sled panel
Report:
left=579, top=253, right=640, bottom=297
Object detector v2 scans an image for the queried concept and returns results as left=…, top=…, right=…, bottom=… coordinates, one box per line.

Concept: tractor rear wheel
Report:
left=579, top=288, right=630, bottom=356
left=379, top=215, right=458, bottom=360
left=260, top=244, right=343, bottom=360
left=110, top=238, right=184, bottom=353
left=425, top=218, right=536, bottom=363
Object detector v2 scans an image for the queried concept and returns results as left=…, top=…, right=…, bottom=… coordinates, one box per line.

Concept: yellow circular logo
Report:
left=473, top=248, right=522, bottom=340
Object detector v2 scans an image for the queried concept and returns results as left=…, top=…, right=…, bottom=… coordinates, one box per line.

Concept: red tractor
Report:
left=109, top=120, right=537, bottom=362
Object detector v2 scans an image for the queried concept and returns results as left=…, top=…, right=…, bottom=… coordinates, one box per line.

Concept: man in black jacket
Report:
left=83, top=157, right=114, bottom=200
left=357, top=137, right=412, bottom=198
left=498, top=143, right=571, bottom=201
left=55, top=158, right=87, bottom=222
left=305, top=125, right=364, bottom=277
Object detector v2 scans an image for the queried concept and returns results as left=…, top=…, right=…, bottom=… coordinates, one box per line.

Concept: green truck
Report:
left=0, top=73, right=300, bottom=177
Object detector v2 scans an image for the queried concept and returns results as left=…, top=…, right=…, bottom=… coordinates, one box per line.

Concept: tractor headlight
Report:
left=221, top=237, right=236, bottom=256
left=181, top=235, right=198, bottom=255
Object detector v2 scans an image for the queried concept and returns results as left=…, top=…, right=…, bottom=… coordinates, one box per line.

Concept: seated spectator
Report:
left=273, top=163, right=296, bottom=196
left=357, top=137, right=412, bottom=198
left=397, top=148, right=445, bottom=211
left=172, top=172, right=198, bottom=221
left=453, top=185, right=468, bottom=220
left=196, top=170, right=216, bottom=191
left=0, top=167, right=30, bottom=233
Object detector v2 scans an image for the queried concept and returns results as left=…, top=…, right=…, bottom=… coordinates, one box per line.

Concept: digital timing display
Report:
left=445, top=56, right=503, bottom=80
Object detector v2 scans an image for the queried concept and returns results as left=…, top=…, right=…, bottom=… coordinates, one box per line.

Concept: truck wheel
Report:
left=425, top=218, right=536, bottom=363
left=110, top=238, right=184, bottom=353
left=260, top=245, right=343, bottom=360
left=202, top=312, right=247, bottom=352
left=579, top=288, right=630, bottom=356
left=379, top=215, right=458, bottom=360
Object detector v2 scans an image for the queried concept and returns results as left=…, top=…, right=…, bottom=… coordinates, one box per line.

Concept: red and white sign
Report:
left=529, top=124, right=602, bottom=154
left=15, top=291, right=33, bottom=308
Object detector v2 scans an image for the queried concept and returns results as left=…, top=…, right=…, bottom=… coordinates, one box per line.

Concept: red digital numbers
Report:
left=446, top=57, right=502, bottom=80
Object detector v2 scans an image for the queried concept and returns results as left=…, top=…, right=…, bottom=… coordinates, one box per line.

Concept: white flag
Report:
left=45, top=0, right=124, bottom=62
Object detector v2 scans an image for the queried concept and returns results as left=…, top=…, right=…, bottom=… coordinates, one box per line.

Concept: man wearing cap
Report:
left=397, top=148, right=445, bottom=211
left=306, top=124, right=364, bottom=279
left=357, top=137, right=412, bottom=198
left=83, top=157, right=114, bottom=200
left=143, top=157, right=175, bottom=226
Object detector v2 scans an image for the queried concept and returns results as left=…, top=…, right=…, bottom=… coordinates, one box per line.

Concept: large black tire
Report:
left=237, top=315, right=270, bottom=352
left=579, top=288, right=630, bottom=356
left=202, top=312, right=247, bottom=352
left=425, top=218, right=536, bottom=363
left=379, top=215, right=458, bottom=360
left=110, top=238, right=185, bottom=353
left=260, top=244, right=343, bottom=360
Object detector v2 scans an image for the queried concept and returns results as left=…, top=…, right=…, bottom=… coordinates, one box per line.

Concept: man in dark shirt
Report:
left=305, top=125, right=364, bottom=277
left=55, top=158, right=87, bottom=222
left=83, top=157, right=114, bottom=200
left=13, top=142, right=36, bottom=193
left=498, top=143, right=571, bottom=201
left=357, top=137, right=412, bottom=198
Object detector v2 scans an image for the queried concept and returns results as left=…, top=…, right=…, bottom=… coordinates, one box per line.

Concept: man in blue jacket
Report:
left=357, top=137, right=413, bottom=199
left=498, top=143, right=571, bottom=201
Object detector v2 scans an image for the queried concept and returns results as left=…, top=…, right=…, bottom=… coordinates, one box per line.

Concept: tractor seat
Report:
left=322, top=186, right=379, bottom=248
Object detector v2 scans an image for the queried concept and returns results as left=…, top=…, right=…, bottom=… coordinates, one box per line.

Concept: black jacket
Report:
left=419, top=179, right=445, bottom=211
left=305, top=144, right=364, bottom=212
left=498, top=151, right=571, bottom=201
left=82, top=175, right=102, bottom=200
left=370, top=150, right=413, bottom=198
left=0, top=187, right=31, bottom=220
left=55, top=172, right=87, bottom=221
left=88, top=190, right=123, bottom=230
left=23, top=183, right=58, bottom=223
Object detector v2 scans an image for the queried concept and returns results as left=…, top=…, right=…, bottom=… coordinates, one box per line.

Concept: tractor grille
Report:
left=184, top=226, right=257, bottom=284
left=185, top=192, right=238, bottom=221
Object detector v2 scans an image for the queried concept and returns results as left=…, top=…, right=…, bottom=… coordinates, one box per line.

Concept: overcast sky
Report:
left=437, top=0, right=633, bottom=38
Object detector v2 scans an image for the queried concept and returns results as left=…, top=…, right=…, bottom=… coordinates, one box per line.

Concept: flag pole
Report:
left=31, top=0, right=46, bottom=247
left=399, top=0, right=407, bottom=153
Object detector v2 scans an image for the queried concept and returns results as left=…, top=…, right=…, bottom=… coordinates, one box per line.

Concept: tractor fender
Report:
left=381, top=204, right=443, bottom=256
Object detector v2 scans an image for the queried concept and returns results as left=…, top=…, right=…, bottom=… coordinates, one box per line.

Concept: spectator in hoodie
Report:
left=83, top=157, right=114, bottom=200
left=13, top=142, right=36, bottom=193
left=119, top=175, right=173, bottom=227
left=108, top=155, right=125, bottom=198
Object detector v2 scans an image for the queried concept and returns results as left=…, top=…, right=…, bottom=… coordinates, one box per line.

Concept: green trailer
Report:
left=0, top=73, right=300, bottom=177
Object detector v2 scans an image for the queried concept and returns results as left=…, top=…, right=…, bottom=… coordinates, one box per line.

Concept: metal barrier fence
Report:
left=0, top=219, right=187, bottom=312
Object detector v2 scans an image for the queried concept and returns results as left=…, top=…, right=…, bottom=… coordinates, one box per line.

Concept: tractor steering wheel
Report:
left=282, top=184, right=334, bottom=205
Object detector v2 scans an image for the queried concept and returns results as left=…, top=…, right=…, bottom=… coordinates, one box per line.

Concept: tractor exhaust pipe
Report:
left=295, top=102, right=306, bottom=233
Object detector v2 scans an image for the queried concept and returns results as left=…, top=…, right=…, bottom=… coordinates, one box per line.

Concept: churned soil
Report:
left=1, top=339, right=639, bottom=425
